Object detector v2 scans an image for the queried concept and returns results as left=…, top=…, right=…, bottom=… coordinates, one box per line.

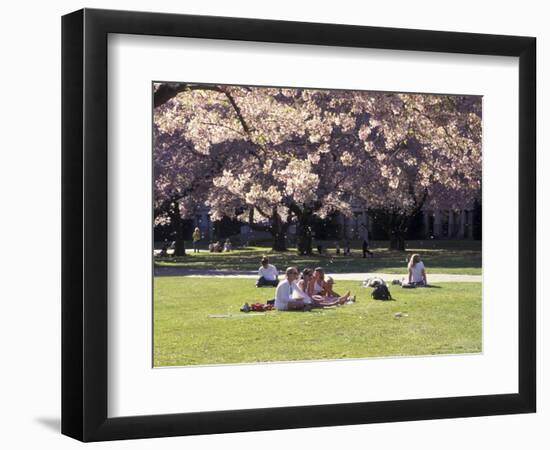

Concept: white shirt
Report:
left=312, top=280, right=323, bottom=294
left=409, top=261, right=425, bottom=283
left=275, top=280, right=294, bottom=311
left=293, top=280, right=312, bottom=304
left=258, top=264, right=278, bottom=281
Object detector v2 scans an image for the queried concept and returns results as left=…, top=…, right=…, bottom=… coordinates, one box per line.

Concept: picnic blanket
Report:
left=241, top=302, right=274, bottom=312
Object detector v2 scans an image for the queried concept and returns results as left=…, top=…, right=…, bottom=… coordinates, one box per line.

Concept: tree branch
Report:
left=154, top=83, right=225, bottom=108
left=222, top=91, right=252, bottom=135
left=246, top=208, right=271, bottom=233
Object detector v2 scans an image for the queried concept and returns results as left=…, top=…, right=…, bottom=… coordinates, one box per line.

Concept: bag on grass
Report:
left=362, top=277, right=386, bottom=288
left=371, top=284, right=393, bottom=301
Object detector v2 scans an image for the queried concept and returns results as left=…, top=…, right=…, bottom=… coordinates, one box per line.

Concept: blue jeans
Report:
left=256, top=277, right=278, bottom=287
left=402, top=281, right=425, bottom=288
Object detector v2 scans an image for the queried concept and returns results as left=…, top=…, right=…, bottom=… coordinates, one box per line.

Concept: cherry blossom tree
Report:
left=155, top=85, right=370, bottom=253
left=352, top=93, right=482, bottom=249
left=154, top=91, right=253, bottom=255
left=154, top=83, right=481, bottom=253
left=153, top=127, right=228, bottom=255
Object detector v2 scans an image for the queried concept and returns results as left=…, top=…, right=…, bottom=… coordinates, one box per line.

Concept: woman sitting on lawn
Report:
left=310, top=267, right=351, bottom=306
left=293, top=268, right=314, bottom=304
left=323, top=276, right=354, bottom=303
left=311, top=267, right=326, bottom=297
left=408, top=253, right=428, bottom=286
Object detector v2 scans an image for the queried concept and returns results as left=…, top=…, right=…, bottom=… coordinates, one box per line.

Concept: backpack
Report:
left=371, top=284, right=393, bottom=301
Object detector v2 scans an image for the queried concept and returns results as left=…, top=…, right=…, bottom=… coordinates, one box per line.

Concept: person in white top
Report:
left=256, top=257, right=279, bottom=287
left=408, top=254, right=427, bottom=286
left=311, top=267, right=325, bottom=296
left=294, top=268, right=314, bottom=304
left=275, top=267, right=310, bottom=311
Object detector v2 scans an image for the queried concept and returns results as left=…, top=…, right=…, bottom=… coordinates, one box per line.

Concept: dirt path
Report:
left=154, top=267, right=481, bottom=283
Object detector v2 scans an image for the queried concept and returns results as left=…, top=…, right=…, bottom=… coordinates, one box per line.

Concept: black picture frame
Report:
left=61, top=8, right=536, bottom=442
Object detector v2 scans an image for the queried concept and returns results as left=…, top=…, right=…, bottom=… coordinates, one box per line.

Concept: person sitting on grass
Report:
left=407, top=253, right=427, bottom=286
left=293, top=268, right=315, bottom=305
left=318, top=276, right=353, bottom=305
left=310, top=267, right=352, bottom=306
left=223, top=238, right=232, bottom=252
left=274, top=267, right=311, bottom=311
left=311, top=267, right=326, bottom=296
left=256, top=257, right=279, bottom=287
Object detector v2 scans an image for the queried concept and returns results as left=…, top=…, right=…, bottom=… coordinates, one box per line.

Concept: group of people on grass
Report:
left=256, top=257, right=353, bottom=311
left=207, top=239, right=232, bottom=253
left=193, top=227, right=233, bottom=253
left=254, top=252, right=428, bottom=311
left=275, top=266, right=354, bottom=311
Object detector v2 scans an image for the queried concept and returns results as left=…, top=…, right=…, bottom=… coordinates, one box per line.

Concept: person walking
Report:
left=360, top=224, right=373, bottom=258
left=362, top=238, right=373, bottom=258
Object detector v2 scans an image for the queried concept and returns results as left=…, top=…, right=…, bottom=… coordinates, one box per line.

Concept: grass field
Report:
left=154, top=277, right=482, bottom=367
left=155, top=240, right=481, bottom=275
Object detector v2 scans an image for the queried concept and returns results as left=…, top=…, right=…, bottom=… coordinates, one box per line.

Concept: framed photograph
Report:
left=62, top=8, right=536, bottom=442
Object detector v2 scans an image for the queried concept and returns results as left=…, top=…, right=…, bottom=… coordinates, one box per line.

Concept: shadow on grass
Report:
left=155, top=241, right=481, bottom=274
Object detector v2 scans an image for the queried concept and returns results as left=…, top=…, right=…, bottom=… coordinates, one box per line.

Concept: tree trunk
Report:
left=270, top=207, right=288, bottom=251
left=370, top=191, right=427, bottom=252
left=171, top=202, right=186, bottom=257
left=389, top=232, right=406, bottom=251
left=369, top=208, right=408, bottom=251
left=296, top=210, right=314, bottom=255
left=389, top=213, right=407, bottom=251
left=272, top=231, right=287, bottom=251
left=247, top=207, right=289, bottom=251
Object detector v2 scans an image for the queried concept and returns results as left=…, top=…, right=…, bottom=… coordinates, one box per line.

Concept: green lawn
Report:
left=155, top=240, right=481, bottom=275
left=154, top=277, right=482, bottom=367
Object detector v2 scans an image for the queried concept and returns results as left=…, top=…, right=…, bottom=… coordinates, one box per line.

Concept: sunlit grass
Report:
left=154, top=277, right=482, bottom=366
